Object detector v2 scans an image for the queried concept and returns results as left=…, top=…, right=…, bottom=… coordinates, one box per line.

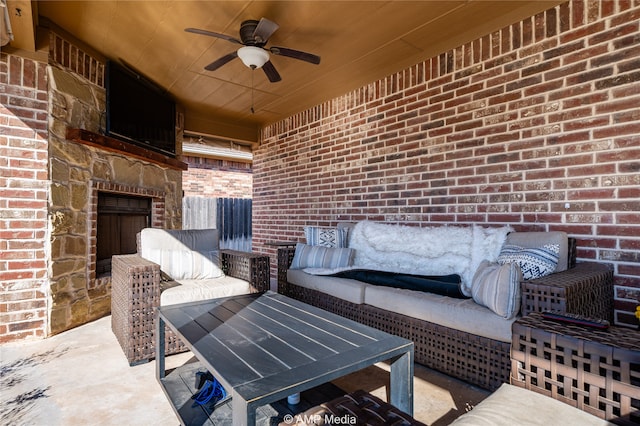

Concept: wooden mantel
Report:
left=66, top=128, right=188, bottom=171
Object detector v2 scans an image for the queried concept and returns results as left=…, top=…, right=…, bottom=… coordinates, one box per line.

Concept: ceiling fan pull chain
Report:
left=250, top=70, right=255, bottom=114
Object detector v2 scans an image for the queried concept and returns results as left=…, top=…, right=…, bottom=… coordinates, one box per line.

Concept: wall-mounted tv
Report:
left=105, top=60, right=176, bottom=157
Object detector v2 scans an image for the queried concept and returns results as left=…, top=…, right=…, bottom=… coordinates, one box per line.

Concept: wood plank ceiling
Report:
left=8, top=1, right=563, bottom=142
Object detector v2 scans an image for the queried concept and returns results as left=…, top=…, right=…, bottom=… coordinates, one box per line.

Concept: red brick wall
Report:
left=0, top=53, right=49, bottom=341
left=253, top=0, right=640, bottom=326
left=183, top=156, right=252, bottom=199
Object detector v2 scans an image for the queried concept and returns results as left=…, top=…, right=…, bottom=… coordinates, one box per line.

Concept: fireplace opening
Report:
left=96, top=193, right=151, bottom=276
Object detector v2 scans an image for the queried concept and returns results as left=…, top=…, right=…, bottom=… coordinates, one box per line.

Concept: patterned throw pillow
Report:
left=497, top=244, right=560, bottom=280
left=290, top=243, right=354, bottom=269
left=304, top=226, right=349, bottom=248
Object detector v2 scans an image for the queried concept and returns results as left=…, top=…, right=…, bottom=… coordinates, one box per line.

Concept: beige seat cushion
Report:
left=364, top=284, right=515, bottom=342
left=287, top=269, right=367, bottom=305
left=288, top=269, right=515, bottom=342
left=451, top=383, right=613, bottom=425
left=160, top=276, right=251, bottom=306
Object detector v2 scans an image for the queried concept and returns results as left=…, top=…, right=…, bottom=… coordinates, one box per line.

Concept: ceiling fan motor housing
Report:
left=240, top=20, right=261, bottom=45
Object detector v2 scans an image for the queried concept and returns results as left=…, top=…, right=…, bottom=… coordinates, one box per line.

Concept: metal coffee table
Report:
left=156, top=291, right=414, bottom=425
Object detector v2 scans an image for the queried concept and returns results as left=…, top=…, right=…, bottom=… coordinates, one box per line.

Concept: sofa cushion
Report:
left=451, top=383, right=611, bottom=426
left=471, top=261, right=522, bottom=319
left=147, top=249, right=224, bottom=280
left=290, top=243, right=355, bottom=269
left=307, top=269, right=467, bottom=299
left=287, top=269, right=367, bottom=304
left=139, top=228, right=219, bottom=256
left=304, top=226, right=349, bottom=248
left=364, top=284, right=515, bottom=342
left=160, top=275, right=251, bottom=306
left=497, top=244, right=560, bottom=280
left=504, top=231, right=568, bottom=272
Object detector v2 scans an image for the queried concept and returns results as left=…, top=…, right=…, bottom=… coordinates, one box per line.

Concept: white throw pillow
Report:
left=147, top=249, right=225, bottom=280
left=290, top=243, right=354, bottom=269
left=471, top=260, right=522, bottom=319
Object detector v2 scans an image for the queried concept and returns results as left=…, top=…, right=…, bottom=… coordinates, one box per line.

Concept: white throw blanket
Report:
left=349, top=221, right=512, bottom=295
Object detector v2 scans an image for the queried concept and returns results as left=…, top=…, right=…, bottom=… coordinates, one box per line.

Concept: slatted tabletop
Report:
left=157, top=291, right=414, bottom=426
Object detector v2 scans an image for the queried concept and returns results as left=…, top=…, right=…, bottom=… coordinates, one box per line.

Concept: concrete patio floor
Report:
left=0, top=316, right=489, bottom=425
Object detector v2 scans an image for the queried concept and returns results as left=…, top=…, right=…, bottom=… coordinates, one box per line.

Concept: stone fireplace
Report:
left=46, top=33, right=184, bottom=335
left=91, top=183, right=163, bottom=283
left=95, top=192, right=152, bottom=276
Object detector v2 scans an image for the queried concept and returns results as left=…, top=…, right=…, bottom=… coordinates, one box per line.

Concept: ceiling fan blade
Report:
left=269, top=46, right=320, bottom=65
left=262, top=61, right=282, bottom=82
left=185, top=28, right=243, bottom=45
left=204, top=52, right=238, bottom=71
left=253, top=18, right=279, bottom=44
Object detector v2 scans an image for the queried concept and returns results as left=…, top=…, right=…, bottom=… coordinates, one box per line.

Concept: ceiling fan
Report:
left=185, top=18, right=321, bottom=83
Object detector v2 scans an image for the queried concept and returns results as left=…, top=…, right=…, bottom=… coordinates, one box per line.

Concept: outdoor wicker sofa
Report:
left=277, top=222, right=614, bottom=391
left=111, top=228, right=270, bottom=365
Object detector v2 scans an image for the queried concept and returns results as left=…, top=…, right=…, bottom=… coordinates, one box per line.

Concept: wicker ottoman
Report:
left=511, top=313, right=640, bottom=424
left=281, top=390, right=425, bottom=426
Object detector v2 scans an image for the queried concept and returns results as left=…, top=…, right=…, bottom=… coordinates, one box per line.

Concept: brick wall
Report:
left=0, top=53, right=50, bottom=341
left=183, top=156, right=252, bottom=199
left=253, top=0, right=640, bottom=326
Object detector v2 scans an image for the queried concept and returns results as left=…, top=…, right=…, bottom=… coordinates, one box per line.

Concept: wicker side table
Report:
left=111, top=254, right=161, bottom=365
left=520, top=262, right=614, bottom=321
left=511, top=313, right=640, bottom=424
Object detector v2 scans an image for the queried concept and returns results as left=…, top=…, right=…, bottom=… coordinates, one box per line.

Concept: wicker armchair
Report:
left=111, top=229, right=270, bottom=365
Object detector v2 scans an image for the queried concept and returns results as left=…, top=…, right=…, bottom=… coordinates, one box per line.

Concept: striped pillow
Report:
left=290, top=243, right=354, bottom=270
left=472, top=260, right=522, bottom=319
left=304, top=226, right=349, bottom=248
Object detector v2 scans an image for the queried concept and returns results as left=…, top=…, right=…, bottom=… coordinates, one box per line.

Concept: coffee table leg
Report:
left=232, top=392, right=255, bottom=426
left=156, top=315, right=166, bottom=381
left=389, top=349, right=414, bottom=416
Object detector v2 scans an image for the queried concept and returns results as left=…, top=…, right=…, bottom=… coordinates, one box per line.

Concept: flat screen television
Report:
left=105, top=60, right=176, bottom=157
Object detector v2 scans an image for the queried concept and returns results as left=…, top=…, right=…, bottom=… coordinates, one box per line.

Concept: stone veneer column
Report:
left=47, top=63, right=183, bottom=334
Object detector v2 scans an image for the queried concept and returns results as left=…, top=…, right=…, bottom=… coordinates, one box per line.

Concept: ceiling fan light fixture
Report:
left=237, top=46, right=269, bottom=69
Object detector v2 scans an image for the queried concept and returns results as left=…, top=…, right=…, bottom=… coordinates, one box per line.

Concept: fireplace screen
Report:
left=96, top=193, right=151, bottom=275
